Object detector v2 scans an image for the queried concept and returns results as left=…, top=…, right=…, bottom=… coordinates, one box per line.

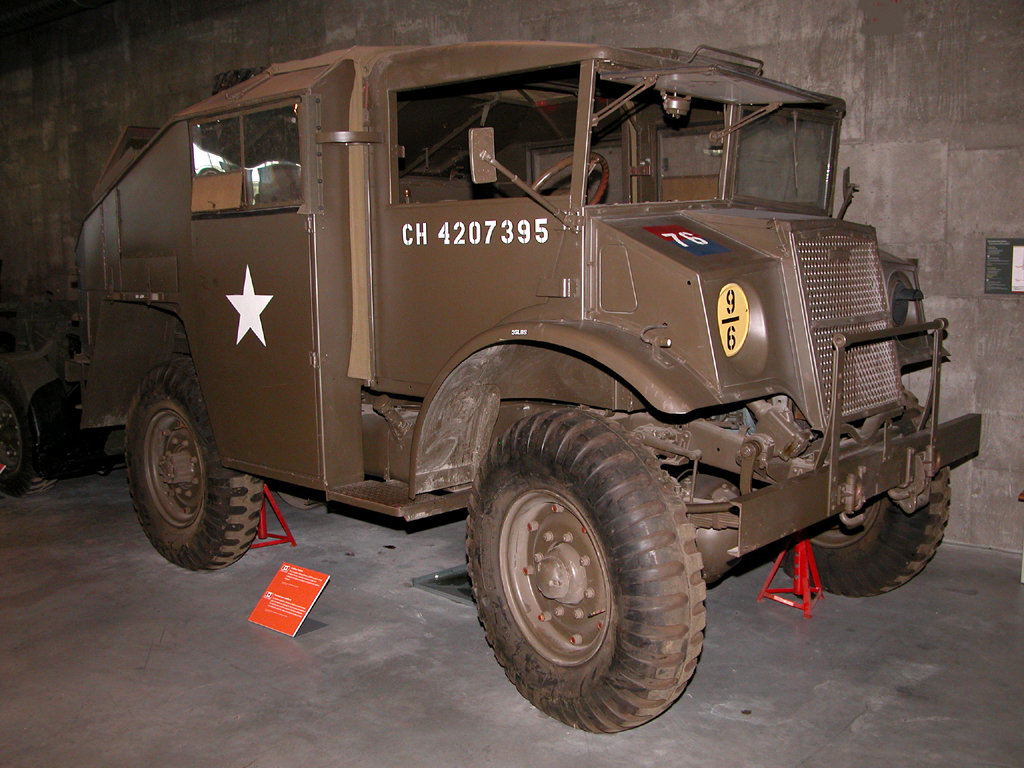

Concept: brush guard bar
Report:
left=722, top=318, right=981, bottom=556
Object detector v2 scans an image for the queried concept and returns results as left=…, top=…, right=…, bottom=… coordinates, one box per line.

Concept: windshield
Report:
left=593, top=62, right=842, bottom=211
left=589, top=77, right=727, bottom=205
left=586, top=75, right=839, bottom=210
left=732, top=108, right=837, bottom=211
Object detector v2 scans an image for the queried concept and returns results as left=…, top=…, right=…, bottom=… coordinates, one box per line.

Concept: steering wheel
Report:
left=532, top=152, right=610, bottom=204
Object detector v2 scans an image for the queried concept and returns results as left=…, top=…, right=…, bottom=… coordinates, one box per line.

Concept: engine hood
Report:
left=583, top=204, right=901, bottom=428
left=584, top=204, right=826, bottom=421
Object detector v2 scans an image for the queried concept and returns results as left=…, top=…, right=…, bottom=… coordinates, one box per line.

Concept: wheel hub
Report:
left=158, top=446, right=198, bottom=485
left=536, top=542, right=587, bottom=604
left=499, top=491, right=610, bottom=665
left=144, top=407, right=205, bottom=527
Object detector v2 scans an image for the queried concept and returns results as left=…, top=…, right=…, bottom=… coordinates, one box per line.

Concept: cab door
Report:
left=374, top=68, right=587, bottom=393
left=182, top=101, right=322, bottom=484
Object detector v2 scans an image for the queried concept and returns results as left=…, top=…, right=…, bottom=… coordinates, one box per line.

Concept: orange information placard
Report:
left=248, top=562, right=330, bottom=637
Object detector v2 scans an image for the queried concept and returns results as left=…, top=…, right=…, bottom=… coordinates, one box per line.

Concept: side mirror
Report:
left=468, top=127, right=497, bottom=184
left=465, top=127, right=570, bottom=228
left=837, top=166, right=859, bottom=220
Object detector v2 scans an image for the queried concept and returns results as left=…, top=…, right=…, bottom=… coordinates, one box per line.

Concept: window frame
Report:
left=723, top=105, right=841, bottom=217
left=387, top=63, right=593, bottom=210
left=189, top=98, right=306, bottom=216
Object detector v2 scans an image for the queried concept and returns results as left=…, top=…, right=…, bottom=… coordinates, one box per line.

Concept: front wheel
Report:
left=793, top=468, right=950, bottom=597
left=468, top=409, right=705, bottom=732
left=126, top=357, right=263, bottom=570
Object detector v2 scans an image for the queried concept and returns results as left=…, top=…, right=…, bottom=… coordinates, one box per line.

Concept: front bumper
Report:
left=734, top=412, right=981, bottom=555
left=731, top=318, right=981, bottom=555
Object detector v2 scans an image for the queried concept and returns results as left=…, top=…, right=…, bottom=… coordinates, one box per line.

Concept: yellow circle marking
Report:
left=717, top=283, right=749, bottom=357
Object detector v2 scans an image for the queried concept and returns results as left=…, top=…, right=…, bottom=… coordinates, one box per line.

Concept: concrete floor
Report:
left=2, top=471, right=1022, bottom=768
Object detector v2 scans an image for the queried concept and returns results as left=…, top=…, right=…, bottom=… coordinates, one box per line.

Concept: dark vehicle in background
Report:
left=0, top=299, right=116, bottom=495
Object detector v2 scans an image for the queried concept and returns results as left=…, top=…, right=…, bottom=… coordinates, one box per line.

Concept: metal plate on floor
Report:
left=412, top=564, right=474, bottom=606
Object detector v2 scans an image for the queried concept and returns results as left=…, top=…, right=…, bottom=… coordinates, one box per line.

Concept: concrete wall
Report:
left=1, top=0, right=1021, bottom=551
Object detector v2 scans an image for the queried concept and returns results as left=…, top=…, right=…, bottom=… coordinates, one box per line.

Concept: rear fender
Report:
left=81, top=301, right=186, bottom=428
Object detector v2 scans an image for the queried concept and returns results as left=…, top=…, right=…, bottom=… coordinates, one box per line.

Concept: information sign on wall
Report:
left=984, top=238, right=1024, bottom=294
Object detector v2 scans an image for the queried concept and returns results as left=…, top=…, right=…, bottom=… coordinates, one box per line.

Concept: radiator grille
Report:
left=792, top=228, right=902, bottom=419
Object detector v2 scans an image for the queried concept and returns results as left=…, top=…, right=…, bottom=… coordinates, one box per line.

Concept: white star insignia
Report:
left=227, top=265, right=273, bottom=346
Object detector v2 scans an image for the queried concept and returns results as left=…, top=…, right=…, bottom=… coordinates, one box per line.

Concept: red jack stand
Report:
left=251, top=485, right=297, bottom=549
left=757, top=539, right=822, bottom=618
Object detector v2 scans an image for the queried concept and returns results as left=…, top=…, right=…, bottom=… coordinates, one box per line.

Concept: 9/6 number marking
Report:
left=717, top=282, right=749, bottom=357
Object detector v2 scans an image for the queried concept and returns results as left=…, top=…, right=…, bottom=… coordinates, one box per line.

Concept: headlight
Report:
left=888, top=272, right=923, bottom=327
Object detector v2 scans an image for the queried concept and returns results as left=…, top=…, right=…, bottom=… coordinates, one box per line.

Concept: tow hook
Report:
left=888, top=447, right=931, bottom=514
left=837, top=469, right=866, bottom=523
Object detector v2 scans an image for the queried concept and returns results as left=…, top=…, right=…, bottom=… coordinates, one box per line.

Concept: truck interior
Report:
left=394, top=64, right=728, bottom=207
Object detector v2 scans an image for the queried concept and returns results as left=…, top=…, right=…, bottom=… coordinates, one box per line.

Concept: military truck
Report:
left=1, top=42, right=981, bottom=731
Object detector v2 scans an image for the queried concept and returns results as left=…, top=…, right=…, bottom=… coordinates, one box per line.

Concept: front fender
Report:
left=409, top=320, right=726, bottom=494
left=445, top=320, right=723, bottom=413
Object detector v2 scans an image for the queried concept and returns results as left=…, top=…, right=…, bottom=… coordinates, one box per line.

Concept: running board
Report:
left=327, top=480, right=470, bottom=521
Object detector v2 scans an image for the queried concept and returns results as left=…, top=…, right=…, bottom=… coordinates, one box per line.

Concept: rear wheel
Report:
left=0, top=368, right=55, bottom=496
left=126, top=357, right=263, bottom=570
left=468, top=409, right=705, bottom=732
left=793, top=468, right=950, bottom=597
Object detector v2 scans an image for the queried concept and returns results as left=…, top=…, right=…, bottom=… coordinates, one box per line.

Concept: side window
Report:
left=190, top=102, right=302, bottom=213
left=191, top=117, right=243, bottom=211
left=244, top=105, right=302, bottom=207
left=394, top=67, right=580, bottom=205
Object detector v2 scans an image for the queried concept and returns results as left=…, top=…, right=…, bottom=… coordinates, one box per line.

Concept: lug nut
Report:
left=553, top=606, right=565, bottom=617
left=579, top=555, right=590, bottom=566
left=538, top=611, right=552, bottom=622
left=569, top=634, right=583, bottom=645
left=562, top=532, right=573, bottom=543
left=584, top=588, right=595, bottom=599
left=533, top=553, right=543, bottom=563
left=542, top=531, right=554, bottom=542
left=573, top=608, right=584, bottom=619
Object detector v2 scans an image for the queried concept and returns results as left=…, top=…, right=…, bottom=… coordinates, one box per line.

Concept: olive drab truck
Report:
left=2, top=42, right=982, bottom=731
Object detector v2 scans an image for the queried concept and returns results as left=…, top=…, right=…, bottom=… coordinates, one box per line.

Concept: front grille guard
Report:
left=813, top=317, right=947, bottom=509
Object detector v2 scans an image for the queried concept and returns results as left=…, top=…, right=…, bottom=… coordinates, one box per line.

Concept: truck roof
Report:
left=175, top=41, right=843, bottom=121
left=86, top=41, right=842, bottom=207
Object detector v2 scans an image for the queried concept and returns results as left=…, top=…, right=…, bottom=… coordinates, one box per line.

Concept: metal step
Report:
left=327, top=479, right=470, bottom=521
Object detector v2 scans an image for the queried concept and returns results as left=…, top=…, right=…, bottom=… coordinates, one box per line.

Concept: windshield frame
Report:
left=722, top=104, right=842, bottom=216
left=593, top=59, right=845, bottom=214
